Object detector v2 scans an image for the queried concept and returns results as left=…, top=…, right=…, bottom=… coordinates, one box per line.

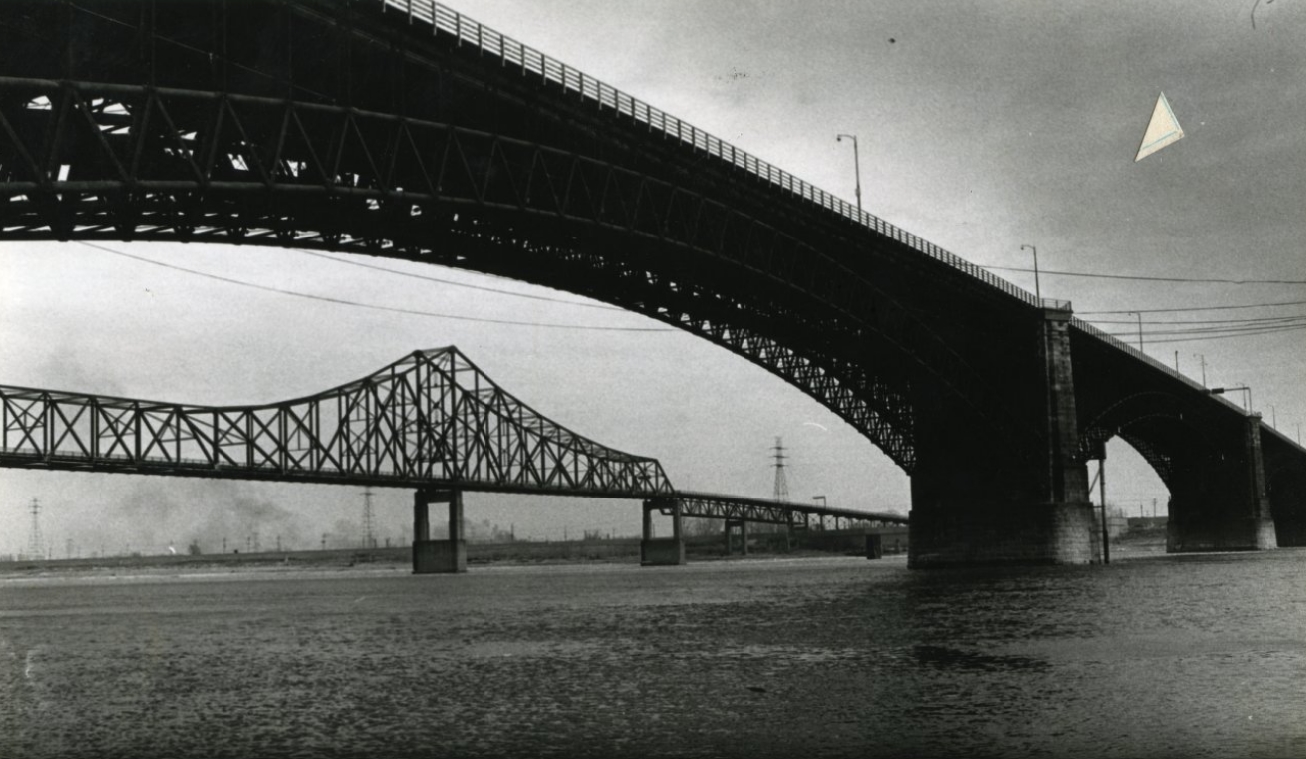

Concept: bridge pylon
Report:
left=1166, top=414, right=1277, bottom=552
left=908, top=306, right=1098, bottom=566
left=641, top=497, right=685, bottom=566
left=412, top=489, right=467, bottom=574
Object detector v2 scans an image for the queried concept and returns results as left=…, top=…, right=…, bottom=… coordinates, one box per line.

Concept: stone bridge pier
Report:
left=1268, top=465, right=1306, bottom=547
left=413, top=489, right=467, bottom=574
left=909, top=307, right=1098, bottom=567
left=1167, top=415, right=1277, bottom=552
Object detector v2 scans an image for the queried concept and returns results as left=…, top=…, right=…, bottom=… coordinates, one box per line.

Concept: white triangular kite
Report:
left=1135, top=92, right=1184, bottom=162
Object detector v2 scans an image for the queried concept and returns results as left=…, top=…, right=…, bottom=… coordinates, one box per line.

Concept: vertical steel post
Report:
left=413, top=489, right=430, bottom=543
left=1099, top=458, right=1110, bottom=564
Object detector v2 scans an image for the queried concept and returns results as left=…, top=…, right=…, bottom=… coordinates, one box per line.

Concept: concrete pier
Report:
left=724, top=518, right=748, bottom=556
left=640, top=497, right=685, bottom=565
left=413, top=489, right=468, bottom=574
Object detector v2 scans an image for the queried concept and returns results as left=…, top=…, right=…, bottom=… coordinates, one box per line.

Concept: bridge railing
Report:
left=1069, top=318, right=1249, bottom=416
left=380, top=1, right=1258, bottom=417
left=381, top=0, right=1042, bottom=309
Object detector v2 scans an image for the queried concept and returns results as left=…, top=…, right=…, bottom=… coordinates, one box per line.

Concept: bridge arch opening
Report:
left=1080, top=389, right=1277, bottom=554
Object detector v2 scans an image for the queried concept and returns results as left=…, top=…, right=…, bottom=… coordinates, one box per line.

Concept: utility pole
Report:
left=771, top=437, right=789, bottom=502
left=1193, top=354, right=1207, bottom=387
left=361, top=488, right=377, bottom=549
left=1098, top=457, right=1109, bottom=565
left=26, top=498, right=42, bottom=561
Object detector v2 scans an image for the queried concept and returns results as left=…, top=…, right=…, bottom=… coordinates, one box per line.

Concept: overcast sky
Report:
left=2, top=0, right=1304, bottom=556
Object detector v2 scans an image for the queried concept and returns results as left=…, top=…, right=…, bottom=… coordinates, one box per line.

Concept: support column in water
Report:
left=640, top=497, right=685, bottom=566
left=413, top=489, right=468, bottom=574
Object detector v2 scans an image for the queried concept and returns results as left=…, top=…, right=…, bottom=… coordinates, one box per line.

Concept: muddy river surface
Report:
left=3, top=551, right=1306, bottom=758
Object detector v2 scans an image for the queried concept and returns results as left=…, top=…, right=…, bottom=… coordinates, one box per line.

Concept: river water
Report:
left=2, top=550, right=1305, bottom=758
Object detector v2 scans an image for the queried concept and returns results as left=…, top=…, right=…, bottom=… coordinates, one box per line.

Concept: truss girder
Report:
left=0, top=348, right=673, bottom=496
left=0, top=79, right=1047, bottom=472
left=661, top=492, right=908, bottom=528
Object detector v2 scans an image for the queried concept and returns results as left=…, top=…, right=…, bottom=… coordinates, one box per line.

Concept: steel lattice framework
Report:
left=0, top=0, right=1301, bottom=501
left=656, top=492, right=908, bottom=528
left=0, top=347, right=673, bottom=497
left=0, top=0, right=1066, bottom=477
left=0, top=78, right=934, bottom=468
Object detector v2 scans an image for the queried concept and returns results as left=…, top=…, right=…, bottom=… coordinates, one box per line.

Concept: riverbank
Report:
left=0, top=531, right=884, bottom=578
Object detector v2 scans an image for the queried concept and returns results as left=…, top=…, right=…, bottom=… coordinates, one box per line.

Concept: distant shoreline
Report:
left=0, top=533, right=886, bottom=578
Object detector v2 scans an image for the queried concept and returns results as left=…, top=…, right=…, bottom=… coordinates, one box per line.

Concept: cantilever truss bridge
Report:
left=0, top=347, right=672, bottom=498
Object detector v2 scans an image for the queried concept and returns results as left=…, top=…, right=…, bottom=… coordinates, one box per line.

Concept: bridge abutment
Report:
left=641, top=498, right=685, bottom=566
left=909, top=307, right=1097, bottom=567
left=413, top=489, right=468, bottom=574
left=1167, top=415, right=1277, bottom=552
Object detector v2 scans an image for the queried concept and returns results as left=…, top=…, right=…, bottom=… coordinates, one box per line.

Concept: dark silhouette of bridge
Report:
left=1, top=0, right=1302, bottom=566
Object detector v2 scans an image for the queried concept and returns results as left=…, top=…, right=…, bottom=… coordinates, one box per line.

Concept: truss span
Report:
left=658, top=492, right=908, bottom=528
left=0, top=347, right=672, bottom=497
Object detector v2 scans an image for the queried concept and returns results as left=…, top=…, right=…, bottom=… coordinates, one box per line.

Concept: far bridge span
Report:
left=0, top=347, right=899, bottom=572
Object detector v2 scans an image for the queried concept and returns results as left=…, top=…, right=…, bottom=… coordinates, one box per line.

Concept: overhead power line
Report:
left=298, top=250, right=624, bottom=312
left=1090, top=313, right=1306, bottom=326
left=1077, top=299, right=1306, bottom=315
left=1098, top=322, right=1306, bottom=344
left=79, top=242, right=675, bottom=333
left=984, top=264, right=1306, bottom=286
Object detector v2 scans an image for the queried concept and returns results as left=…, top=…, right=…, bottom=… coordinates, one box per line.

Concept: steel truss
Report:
left=0, top=75, right=1047, bottom=472
left=0, top=347, right=672, bottom=497
left=651, top=492, right=908, bottom=529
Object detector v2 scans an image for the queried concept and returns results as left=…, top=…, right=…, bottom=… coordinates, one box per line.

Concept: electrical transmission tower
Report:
left=361, top=488, right=377, bottom=549
left=27, top=498, right=42, bottom=560
left=771, top=437, right=789, bottom=502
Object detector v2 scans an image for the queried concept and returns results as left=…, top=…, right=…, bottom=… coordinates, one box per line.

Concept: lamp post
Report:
left=835, top=134, right=862, bottom=216
left=1126, top=311, right=1144, bottom=351
left=1208, top=385, right=1251, bottom=413
left=1020, top=244, right=1041, bottom=302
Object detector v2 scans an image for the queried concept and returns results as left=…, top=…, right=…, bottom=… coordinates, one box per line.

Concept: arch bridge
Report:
left=1, top=0, right=1302, bottom=566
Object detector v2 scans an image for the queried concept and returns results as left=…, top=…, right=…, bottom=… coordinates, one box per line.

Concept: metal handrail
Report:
left=380, top=0, right=1043, bottom=309
left=378, top=0, right=1253, bottom=410
left=1069, top=318, right=1249, bottom=416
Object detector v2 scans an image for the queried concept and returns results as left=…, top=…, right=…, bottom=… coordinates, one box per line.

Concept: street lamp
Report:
left=835, top=134, right=862, bottom=216
left=1126, top=311, right=1144, bottom=351
left=1020, top=244, right=1041, bottom=302
left=1207, top=384, right=1252, bottom=412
